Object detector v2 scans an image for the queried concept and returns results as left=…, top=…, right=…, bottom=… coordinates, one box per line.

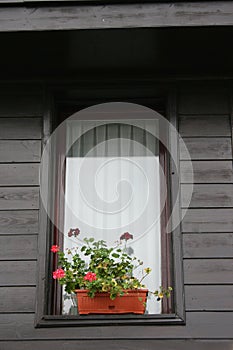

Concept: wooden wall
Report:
left=179, top=86, right=233, bottom=322
left=0, top=84, right=232, bottom=349
left=0, top=88, right=42, bottom=325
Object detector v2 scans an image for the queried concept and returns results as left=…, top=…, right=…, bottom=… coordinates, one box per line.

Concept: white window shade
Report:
left=63, top=119, right=164, bottom=314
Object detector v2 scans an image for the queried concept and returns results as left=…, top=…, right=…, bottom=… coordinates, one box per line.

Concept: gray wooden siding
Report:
left=179, top=86, right=233, bottom=343
left=0, top=164, right=39, bottom=186
left=0, top=340, right=232, bottom=350
left=0, top=187, right=39, bottom=210
left=0, top=91, right=41, bottom=345
left=0, top=85, right=232, bottom=348
left=180, top=160, right=233, bottom=183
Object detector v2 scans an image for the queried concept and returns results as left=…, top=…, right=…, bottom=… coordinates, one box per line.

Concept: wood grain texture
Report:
left=0, top=118, right=41, bottom=139
left=180, top=138, right=232, bottom=160
left=0, top=340, right=232, bottom=350
left=0, top=313, right=233, bottom=339
left=0, top=261, right=37, bottom=286
left=181, top=184, right=233, bottom=208
left=0, top=235, right=37, bottom=260
left=0, top=95, right=43, bottom=117
left=180, top=160, right=233, bottom=183
left=184, top=259, right=233, bottom=284
left=185, top=285, right=233, bottom=311
left=182, top=208, right=233, bottom=232
left=0, top=164, right=39, bottom=186
left=0, top=2, right=233, bottom=32
left=183, top=233, right=233, bottom=258
left=0, top=187, right=39, bottom=210
left=178, top=89, right=229, bottom=115
left=0, top=210, right=38, bottom=234
left=179, top=115, right=231, bottom=137
left=0, top=287, right=35, bottom=313
left=0, top=141, right=41, bottom=163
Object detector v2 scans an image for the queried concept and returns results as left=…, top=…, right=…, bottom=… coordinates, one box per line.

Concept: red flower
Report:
left=53, top=268, right=65, bottom=279
left=51, top=245, right=60, bottom=253
left=120, top=232, right=133, bottom=241
left=84, top=272, right=97, bottom=282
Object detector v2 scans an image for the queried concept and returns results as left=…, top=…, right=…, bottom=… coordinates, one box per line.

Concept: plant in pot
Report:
left=51, top=229, right=172, bottom=314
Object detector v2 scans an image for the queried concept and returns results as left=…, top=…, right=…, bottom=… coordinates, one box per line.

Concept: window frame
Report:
left=35, top=86, right=185, bottom=327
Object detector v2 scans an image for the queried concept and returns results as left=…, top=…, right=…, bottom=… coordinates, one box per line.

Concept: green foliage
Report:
left=53, top=236, right=172, bottom=301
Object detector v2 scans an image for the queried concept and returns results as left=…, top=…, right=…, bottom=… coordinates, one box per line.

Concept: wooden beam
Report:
left=0, top=2, right=233, bottom=32
left=0, top=340, right=232, bottom=350
left=1, top=313, right=233, bottom=339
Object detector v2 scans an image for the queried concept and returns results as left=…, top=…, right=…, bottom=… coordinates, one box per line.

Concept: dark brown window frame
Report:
left=35, top=86, right=185, bottom=328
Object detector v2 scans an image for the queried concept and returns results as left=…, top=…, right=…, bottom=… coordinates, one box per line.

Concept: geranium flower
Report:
left=51, top=245, right=60, bottom=253
left=53, top=268, right=65, bottom=279
left=68, top=228, right=80, bottom=237
left=120, top=232, right=133, bottom=241
left=84, top=272, right=97, bottom=282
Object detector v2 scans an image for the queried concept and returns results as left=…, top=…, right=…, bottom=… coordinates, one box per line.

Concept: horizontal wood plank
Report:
left=178, top=89, right=229, bottom=115
left=0, top=286, right=35, bottom=313
left=179, top=115, right=231, bottom=137
left=184, top=259, right=233, bottom=284
left=0, top=261, right=37, bottom=286
left=180, top=138, right=232, bottom=160
left=0, top=340, right=232, bottom=350
left=0, top=141, right=41, bottom=162
left=180, top=160, right=233, bottom=183
left=185, top=285, right=233, bottom=311
left=0, top=313, right=233, bottom=339
left=183, top=233, right=233, bottom=258
left=0, top=118, right=41, bottom=139
left=0, top=210, right=38, bottom=234
left=1, top=2, right=233, bottom=32
left=182, top=208, right=233, bottom=232
left=181, top=184, right=233, bottom=208
left=0, top=95, right=43, bottom=117
left=0, top=164, right=39, bottom=186
left=0, top=187, right=39, bottom=210
left=0, top=235, right=37, bottom=260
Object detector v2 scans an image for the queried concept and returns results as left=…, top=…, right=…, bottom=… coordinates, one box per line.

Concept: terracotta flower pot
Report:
left=75, top=289, right=148, bottom=315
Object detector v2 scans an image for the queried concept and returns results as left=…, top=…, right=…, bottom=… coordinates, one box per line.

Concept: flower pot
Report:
left=75, top=289, right=148, bottom=314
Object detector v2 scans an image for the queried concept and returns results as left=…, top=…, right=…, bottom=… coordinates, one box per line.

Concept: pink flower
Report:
left=53, top=268, right=66, bottom=279
left=84, top=272, right=97, bottom=282
left=51, top=245, right=60, bottom=253
left=120, top=232, right=133, bottom=241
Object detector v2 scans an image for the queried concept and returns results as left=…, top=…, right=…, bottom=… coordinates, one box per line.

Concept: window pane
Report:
left=62, top=120, right=164, bottom=314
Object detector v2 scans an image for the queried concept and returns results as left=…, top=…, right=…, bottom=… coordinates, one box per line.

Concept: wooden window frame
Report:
left=35, top=86, right=185, bottom=327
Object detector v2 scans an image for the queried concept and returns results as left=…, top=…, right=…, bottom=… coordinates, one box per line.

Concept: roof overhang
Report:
left=0, top=1, right=233, bottom=32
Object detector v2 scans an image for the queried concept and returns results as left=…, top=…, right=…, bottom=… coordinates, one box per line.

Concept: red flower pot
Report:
left=75, top=289, right=148, bottom=315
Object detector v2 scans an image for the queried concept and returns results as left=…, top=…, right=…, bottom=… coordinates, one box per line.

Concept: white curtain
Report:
left=63, top=119, right=162, bottom=314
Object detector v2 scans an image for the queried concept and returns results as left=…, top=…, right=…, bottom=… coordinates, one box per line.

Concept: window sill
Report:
left=35, top=313, right=185, bottom=328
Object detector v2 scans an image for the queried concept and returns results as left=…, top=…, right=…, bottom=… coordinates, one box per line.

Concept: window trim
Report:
left=35, top=86, right=185, bottom=328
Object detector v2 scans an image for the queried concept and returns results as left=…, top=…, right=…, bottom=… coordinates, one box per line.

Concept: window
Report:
left=37, top=92, right=185, bottom=327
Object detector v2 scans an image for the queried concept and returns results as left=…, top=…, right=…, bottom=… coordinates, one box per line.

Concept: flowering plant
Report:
left=51, top=230, right=172, bottom=301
